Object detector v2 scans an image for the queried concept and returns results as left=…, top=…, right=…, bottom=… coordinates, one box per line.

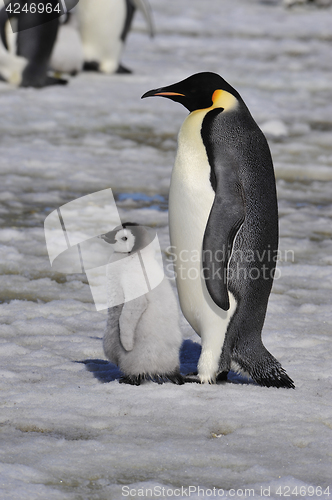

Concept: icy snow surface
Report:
left=0, top=0, right=332, bottom=499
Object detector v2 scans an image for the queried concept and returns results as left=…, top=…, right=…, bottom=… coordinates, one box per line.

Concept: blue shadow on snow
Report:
left=77, top=339, right=252, bottom=385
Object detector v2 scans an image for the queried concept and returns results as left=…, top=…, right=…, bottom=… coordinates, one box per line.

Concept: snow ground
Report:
left=0, top=0, right=331, bottom=499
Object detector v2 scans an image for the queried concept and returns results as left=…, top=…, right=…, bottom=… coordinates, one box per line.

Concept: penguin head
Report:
left=141, top=72, right=243, bottom=113
left=100, top=223, right=155, bottom=254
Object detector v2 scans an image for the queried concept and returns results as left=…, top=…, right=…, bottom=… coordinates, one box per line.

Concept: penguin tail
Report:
left=251, top=362, right=295, bottom=389
left=231, top=345, right=295, bottom=389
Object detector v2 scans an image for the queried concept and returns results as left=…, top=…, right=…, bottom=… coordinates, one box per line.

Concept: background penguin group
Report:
left=0, top=0, right=64, bottom=87
left=0, top=1, right=295, bottom=389
left=0, top=0, right=154, bottom=86
left=78, top=0, right=154, bottom=74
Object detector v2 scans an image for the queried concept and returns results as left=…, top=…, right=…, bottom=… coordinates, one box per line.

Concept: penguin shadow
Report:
left=76, top=339, right=201, bottom=384
left=77, top=358, right=123, bottom=383
left=77, top=339, right=252, bottom=386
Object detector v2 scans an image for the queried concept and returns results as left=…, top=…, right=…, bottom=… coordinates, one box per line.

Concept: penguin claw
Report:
left=198, top=374, right=216, bottom=384
left=167, top=373, right=185, bottom=385
left=216, top=371, right=229, bottom=383
left=119, top=372, right=186, bottom=386
left=182, top=374, right=200, bottom=383
left=116, top=64, right=132, bottom=74
left=83, top=61, right=100, bottom=72
left=119, top=375, right=142, bottom=385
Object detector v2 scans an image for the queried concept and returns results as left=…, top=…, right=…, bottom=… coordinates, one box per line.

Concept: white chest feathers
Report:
left=77, top=0, right=126, bottom=73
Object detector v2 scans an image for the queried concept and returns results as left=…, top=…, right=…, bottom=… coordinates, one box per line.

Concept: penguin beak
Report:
left=141, top=89, right=185, bottom=99
left=99, top=232, right=115, bottom=244
left=141, top=82, right=194, bottom=111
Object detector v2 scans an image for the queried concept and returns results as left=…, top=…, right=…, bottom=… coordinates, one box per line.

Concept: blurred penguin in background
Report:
left=0, top=0, right=26, bottom=85
left=284, top=0, right=332, bottom=6
left=50, top=9, right=84, bottom=76
left=0, top=0, right=66, bottom=87
left=78, top=0, right=154, bottom=74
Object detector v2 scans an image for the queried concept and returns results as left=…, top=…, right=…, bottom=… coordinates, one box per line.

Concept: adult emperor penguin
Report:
left=77, top=0, right=154, bottom=74
left=142, top=72, right=294, bottom=388
left=101, top=223, right=183, bottom=385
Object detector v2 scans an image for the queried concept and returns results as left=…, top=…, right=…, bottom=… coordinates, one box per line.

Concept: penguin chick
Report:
left=142, top=72, right=294, bottom=389
left=101, top=223, right=184, bottom=385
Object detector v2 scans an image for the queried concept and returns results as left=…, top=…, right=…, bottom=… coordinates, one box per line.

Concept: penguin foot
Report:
left=149, top=371, right=185, bottom=385
left=216, top=371, right=229, bottom=383
left=198, top=373, right=217, bottom=384
left=19, top=75, right=68, bottom=88
left=195, top=371, right=229, bottom=384
left=167, top=372, right=185, bottom=385
left=182, top=373, right=200, bottom=383
left=119, top=372, right=185, bottom=386
left=45, top=75, right=68, bottom=86
left=116, top=64, right=132, bottom=74
left=83, top=61, right=100, bottom=72
left=180, top=371, right=228, bottom=384
left=119, top=374, right=142, bottom=385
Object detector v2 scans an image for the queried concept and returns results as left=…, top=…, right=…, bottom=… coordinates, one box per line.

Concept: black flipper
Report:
left=201, top=108, right=245, bottom=311
left=121, top=0, right=135, bottom=42
left=44, top=74, right=68, bottom=86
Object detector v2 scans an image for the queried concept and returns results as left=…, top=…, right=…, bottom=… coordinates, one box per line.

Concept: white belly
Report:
left=78, top=0, right=125, bottom=73
left=169, top=110, right=237, bottom=382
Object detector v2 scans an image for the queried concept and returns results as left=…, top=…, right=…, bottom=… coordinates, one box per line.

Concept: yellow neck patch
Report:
left=211, top=89, right=238, bottom=112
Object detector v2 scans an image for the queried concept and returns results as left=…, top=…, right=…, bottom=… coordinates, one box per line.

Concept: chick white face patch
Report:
left=113, top=228, right=136, bottom=253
